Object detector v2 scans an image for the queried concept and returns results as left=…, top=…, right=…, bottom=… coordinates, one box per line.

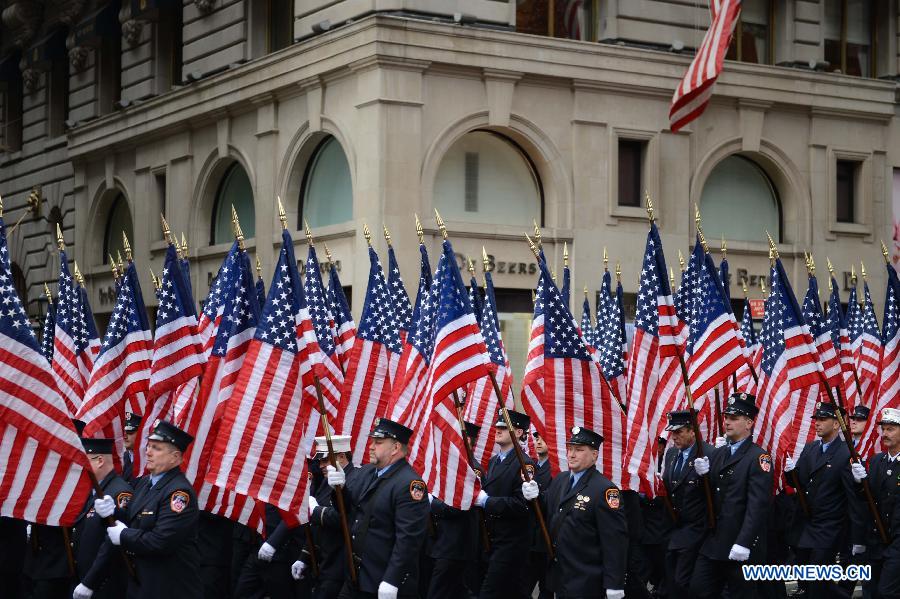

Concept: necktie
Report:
left=673, top=452, right=685, bottom=478
left=570, top=475, right=577, bottom=491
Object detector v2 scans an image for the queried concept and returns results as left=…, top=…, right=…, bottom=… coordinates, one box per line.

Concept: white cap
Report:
left=878, top=407, right=900, bottom=426
left=314, top=434, right=352, bottom=456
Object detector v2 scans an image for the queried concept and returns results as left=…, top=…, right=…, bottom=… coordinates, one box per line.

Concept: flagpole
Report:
left=451, top=390, right=491, bottom=552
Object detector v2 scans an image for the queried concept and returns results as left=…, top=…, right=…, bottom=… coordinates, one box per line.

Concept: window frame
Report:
left=824, top=0, right=876, bottom=77
left=609, top=127, right=658, bottom=223
left=211, top=162, right=255, bottom=245
left=828, top=149, right=871, bottom=237
left=728, top=0, right=775, bottom=65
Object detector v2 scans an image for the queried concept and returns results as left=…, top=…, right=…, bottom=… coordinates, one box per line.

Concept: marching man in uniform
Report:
left=689, top=393, right=773, bottom=599
left=525, top=425, right=627, bottom=599
left=102, top=419, right=201, bottom=598
left=325, top=418, right=429, bottom=599
left=121, top=412, right=141, bottom=483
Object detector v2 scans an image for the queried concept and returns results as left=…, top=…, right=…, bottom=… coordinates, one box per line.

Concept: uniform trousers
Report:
left=479, top=558, right=529, bottom=599
left=689, top=555, right=756, bottom=599
left=234, top=553, right=300, bottom=599
left=426, top=558, right=467, bottom=599
left=665, top=544, right=701, bottom=595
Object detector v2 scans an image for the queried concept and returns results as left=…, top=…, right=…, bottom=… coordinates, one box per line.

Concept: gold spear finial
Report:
left=149, top=268, right=160, bottom=291
left=882, top=240, right=891, bottom=264
left=304, top=220, right=314, bottom=247
left=160, top=213, right=172, bottom=244
left=678, top=249, right=686, bottom=272
left=851, top=265, right=857, bottom=286
left=434, top=209, right=448, bottom=240
left=766, top=231, right=778, bottom=259
left=803, top=252, right=813, bottom=276
left=861, top=262, right=867, bottom=281
left=741, top=279, right=748, bottom=296
left=584, top=285, right=589, bottom=297
left=615, top=261, right=621, bottom=282
left=551, top=269, right=557, bottom=283
left=467, top=258, right=476, bottom=278
left=603, top=247, right=608, bottom=271
left=43, top=283, right=52, bottom=305
left=73, top=262, right=84, bottom=286
left=760, top=277, right=768, bottom=297
left=0, top=194, right=3, bottom=218
left=122, top=232, right=132, bottom=261
left=698, top=228, right=709, bottom=253
left=669, top=267, right=676, bottom=289
left=808, top=253, right=816, bottom=275
left=323, top=243, right=333, bottom=266
left=383, top=224, right=392, bottom=247
left=533, top=220, right=542, bottom=248
left=645, top=191, right=654, bottom=223
left=827, top=257, right=835, bottom=277
left=768, top=246, right=774, bottom=264
left=525, top=233, right=539, bottom=258
left=721, top=236, right=727, bottom=258
left=180, top=233, right=188, bottom=260
left=277, top=196, right=287, bottom=230
left=694, top=203, right=701, bottom=229
left=54, top=223, right=65, bottom=251
left=482, top=246, right=490, bottom=273
left=363, top=223, right=372, bottom=246
left=233, top=207, right=245, bottom=251
left=116, top=251, right=125, bottom=273
left=415, top=213, right=425, bottom=245
left=563, top=242, right=569, bottom=268
left=255, top=255, right=262, bottom=278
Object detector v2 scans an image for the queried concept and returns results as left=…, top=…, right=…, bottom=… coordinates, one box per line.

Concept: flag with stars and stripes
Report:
left=468, top=272, right=484, bottom=333
left=386, top=243, right=434, bottom=472
left=622, top=222, right=682, bottom=496
left=303, top=246, right=343, bottom=418
left=855, top=280, right=882, bottom=405
left=205, top=229, right=322, bottom=520
left=520, top=259, right=607, bottom=477
left=580, top=295, right=597, bottom=349
left=420, top=238, right=492, bottom=509
left=861, top=262, right=900, bottom=458
left=753, top=257, right=822, bottom=477
left=561, top=262, right=571, bottom=311
left=464, top=267, right=515, bottom=473
left=824, top=276, right=858, bottom=411
left=78, top=260, right=152, bottom=438
left=255, top=272, right=266, bottom=310
left=181, top=246, right=263, bottom=531
left=387, top=244, right=412, bottom=372
left=338, top=246, right=402, bottom=464
left=52, top=252, right=95, bottom=416
left=327, top=262, right=356, bottom=374
left=0, top=213, right=93, bottom=526
left=180, top=251, right=192, bottom=300
left=40, top=298, right=56, bottom=363
left=596, top=271, right=627, bottom=407
left=739, top=295, right=760, bottom=394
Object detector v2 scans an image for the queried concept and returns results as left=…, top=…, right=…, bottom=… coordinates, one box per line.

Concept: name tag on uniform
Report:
left=141, top=511, right=154, bottom=516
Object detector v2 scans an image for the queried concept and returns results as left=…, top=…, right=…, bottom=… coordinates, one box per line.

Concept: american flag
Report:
left=856, top=279, right=882, bottom=404
left=521, top=259, right=605, bottom=476
left=596, top=271, right=627, bottom=407
left=78, top=260, right=152, bottom=438
left=739, top=295, right=761, bottom=394
left=40, top=296, right=55, bottom=363
left=669, top=0, right=742, bottom=132
left=421, top=238, right=491, bottom=509
left=622, top=222, right=681, bottom=496
left=205, top=229, right=321, bottom=520
left=387, top=243, right=412, bottom=372
left=0, top=210, right=93, bottom=526
left=182, top=247, right=263, bottom=530
left=327, top=260, right=356, bottom=373
left=179, top=249, right=192, bottom=300
left=303, top=245, right=342, bottom=418
left=753, top=257, right=821, bottom=477
left=464, top=268, right=515, bottom=473
left=561, top=262, right=571, bottom=311
left=686, top=244, right=746, bottom=397
left=861, top=262, right=900, bottom=458
left=468, top=271, right=484, bottom=332
left=386, top=243, right=433, bottom=472
left=824, top=275, right=858, bottom=411
left=338, top=246, right=402, bottom=464
left=580, top=294, right=597, bottom=349
left=53, top=252, right=94, bottom=416
left=255, top=272, right=266, bottom=311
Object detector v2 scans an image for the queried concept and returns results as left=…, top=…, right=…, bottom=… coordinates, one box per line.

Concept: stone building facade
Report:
left=1, top=0, right=899, bottom=378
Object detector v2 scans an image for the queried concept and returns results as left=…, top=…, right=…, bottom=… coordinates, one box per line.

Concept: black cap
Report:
left=124, top=412, right=142, bottom=432
left=567, top=425, right=603, bottom=449
left=147, top=419, right=194, bottom=452
left=369, top=418, right=414, bottom=445
left=723, top=392, right=759, bottom=419
left=811, top=401, right=839, bottom=420
left=665, top=410, right=693, bottom=431
left=849, top=405, right=871, bottom=421
left=495, top=409, right=530, bottom=430
left=72, top=419, right=87, bottom=436
left=81, top=438, right=115, bottom=454
left=464, top=421, right=480, bottom=440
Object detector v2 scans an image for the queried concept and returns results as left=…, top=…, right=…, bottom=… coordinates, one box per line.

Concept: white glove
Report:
left=106, top=520, right=126, bottom=546
left=94, top=495, right=115, bottom=518
left=728, top=544, right=751, bottom=561
left=852, top=544, right=866, bottom=556
left=291, top=559, right=306, bottom=580
left=522, top=480, right=540, bottom=500
left=475, top=489, right=489, bottom=508
left=378, top=581, right=399, bottom=599
left=308, top=495, right=319, bottom=515
left=784, top=457, right=796, bottom=473
left=258, top=541, right=276, bottom=562
left=72, top=583, right=93, bottom=599
left=694, top=456, right=710, bottom=476
left=851, top=462, right=868, bottom=483
left=427, top=493, right=434, bottom=504
left=326, top=464, right=345, bottom=488
left=606, top=591, right=625, bottom=599
left=715, top=436, right=727, bottom=449
left=26, top=524, right=31, bottom=542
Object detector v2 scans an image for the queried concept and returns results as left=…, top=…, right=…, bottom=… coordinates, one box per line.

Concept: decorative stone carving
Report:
left=194, top=0, right=216, bottom=14
left=56, top=0, right=87, bottom=26
left=2, top=1, right=43, bottom=48
left=21, top=67, right=39, bottom=93
left=121, top=19, right=144, bottom=46
left=68, top=46, right=90, bottom=72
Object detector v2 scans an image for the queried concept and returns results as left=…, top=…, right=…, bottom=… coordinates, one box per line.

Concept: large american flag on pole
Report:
left=387, top=243, right=412, bottom=369
left=304, top=245, right=342, bottom=418
left=669, top=0, right=742, bottom=132
left=420, top=237, right=491, bottom=509
left=40, top=293, right=56, bottom=364
left=205, top=229, right=321, bottom=519
left=596, top=271, right=627, bottom=405
left=0, top=208, right=93, bottom=526
left=338, top=245, right=402, bottom=464
left=52, top=252, right=93, bottom=416
left=580, top=294, right=597, bottom=349
left=856, top=279, right=882, bottom=410
left=78, top=260, right=152, bottom=437
left=327, top=259, right=356, bottom=374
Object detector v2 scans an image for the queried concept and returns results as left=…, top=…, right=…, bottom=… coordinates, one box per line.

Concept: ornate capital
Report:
left=121, top=19, right=144, bottom=46
left=56, top=0, right=88, bottom=26
left=194, top=0, right=216, bottom=14
left=2, top=1, right=44, bottom=48
left=21, top=67, right=40, bottom=93
left=69, top=46, right=90, bottom=72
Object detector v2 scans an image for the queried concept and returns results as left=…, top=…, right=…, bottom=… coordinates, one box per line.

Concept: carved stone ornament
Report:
left=194, top=0, right=216, bottom=13
left=1, top=1, right=43, bottom=48
left=121, top=19, right=144, bottom=46
left=56, top=0, right=88, bottom=25
left=21, top=67, right=40, bottom=93
left=69, top=46, right=90, bottom=72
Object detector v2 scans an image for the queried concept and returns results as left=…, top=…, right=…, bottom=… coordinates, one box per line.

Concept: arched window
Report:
left=211, top=162, right=255, bottom=245
left=300, top=136, right=353, bottom=228
left=433, top=131, right=542, bottom=227
left=103, top=193, right=134, bottom=264
left=699, top=155, right=781, bottom=243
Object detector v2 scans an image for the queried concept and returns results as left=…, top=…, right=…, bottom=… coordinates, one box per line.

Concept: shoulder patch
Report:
left=759, top=454, right=772, bottom=473
left=116, top=491, right=133, bottom=509
left=409, top=480, right=426, bottom=501
left=605, top=488, right=620, bottom=509
left=520, top=463, right=536, bottom=482
left=170, top=490, right=190, bottom=513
